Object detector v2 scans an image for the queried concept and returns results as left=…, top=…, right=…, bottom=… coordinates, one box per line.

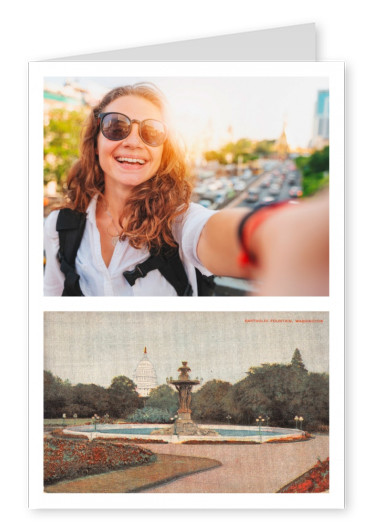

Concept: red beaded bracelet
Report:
left=238, top=201, right=293, bottom=268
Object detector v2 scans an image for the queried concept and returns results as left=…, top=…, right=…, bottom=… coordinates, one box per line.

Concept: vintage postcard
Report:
left=31, top=310, right=343, bottom=509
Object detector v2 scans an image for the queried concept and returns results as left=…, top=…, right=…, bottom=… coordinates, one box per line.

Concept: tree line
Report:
left=295, top=145, right=329, bottom=197
left=204, top=138, right=275, bottom=165
left=44, top=349, right=328, bottom=430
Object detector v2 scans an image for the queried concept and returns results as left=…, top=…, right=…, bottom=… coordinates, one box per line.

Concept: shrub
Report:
left=126, top=407, right=172, bottom=423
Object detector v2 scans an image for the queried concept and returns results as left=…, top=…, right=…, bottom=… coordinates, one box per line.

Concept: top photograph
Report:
left=43, top=75, right=330, bottom=297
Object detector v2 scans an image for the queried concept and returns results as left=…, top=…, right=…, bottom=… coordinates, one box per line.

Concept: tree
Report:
left=146, top=384, right=179, bottom=414
left=227, top=377, right=271, bottom=424
left=203, top=150, right=227, bottom=165
left=203, top=138, right=259, bottom=165
left=191, top=380, right=232, bottom=422
left=44, top=370, right=71, bottom=418
left=308, top=146, right=329, bottom=173
left=44, top=107, right=89, bottom=189
left=295, top=146, right=329, bottom=197
left=253, top=139, right=275, bottom=156
left=300, top=372, right=329, bottom=428
left=291, top=348, right=307, bottom=372
left=239, top=359, right=309, bottom=426
left=108, top=376, right=141, bottom=419
left=70, top=383, right=110, bottom=417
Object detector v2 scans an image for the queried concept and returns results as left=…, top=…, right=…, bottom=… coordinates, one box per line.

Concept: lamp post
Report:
left=92, top=414, right=100, bottom=431
left=226, top=415, right=232, bottom=424
left=256, top=415, right=264, bottom=443
left=294, top=415, right=299, bottom=429
left=299, top=416, right=304, bottom=431
left=62, top=413, right=66, bottom=428
left=170, top=414, right=178, bottom=436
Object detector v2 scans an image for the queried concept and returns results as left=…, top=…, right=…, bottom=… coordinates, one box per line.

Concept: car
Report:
left=289, top=186, right=303, bottom=198
left=269, top=187, right=280, bottom=196
left=234, top=181, right=246, bottom=191
left=214, top=192, right=227, bottom=205
left=246, top=190, right=259, bottom=202
left=262, top=195, right=276, bottom=205
left=198, top=199, right=213, bottom=208
left=242, top=169, right=253, bottom=179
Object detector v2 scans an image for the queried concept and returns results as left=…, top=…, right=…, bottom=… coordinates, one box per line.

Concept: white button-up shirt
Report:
left=44, top=197, right=216, bottom=296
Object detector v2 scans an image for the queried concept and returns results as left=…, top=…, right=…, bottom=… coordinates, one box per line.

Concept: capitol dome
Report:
left=133, top=347, right=158, bottom=397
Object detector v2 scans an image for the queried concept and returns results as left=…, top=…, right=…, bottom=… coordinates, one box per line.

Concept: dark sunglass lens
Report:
left=141, top=120, right=166, bottom=146
left=101, top=113, right=130, bottom=141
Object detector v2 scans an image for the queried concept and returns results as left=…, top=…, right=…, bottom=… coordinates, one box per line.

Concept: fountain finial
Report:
left=178, top=361, right=191, bottom=380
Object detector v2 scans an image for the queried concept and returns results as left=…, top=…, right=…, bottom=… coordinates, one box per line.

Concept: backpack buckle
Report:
left=123, top=265, right=146, bottom=286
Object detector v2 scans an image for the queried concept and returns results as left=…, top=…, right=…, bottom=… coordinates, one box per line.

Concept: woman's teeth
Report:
left=116, top=157, right=146, bottom=165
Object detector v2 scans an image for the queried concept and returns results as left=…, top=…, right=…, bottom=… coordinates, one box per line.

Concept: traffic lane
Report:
left=237, top=175, right=303, bottom=208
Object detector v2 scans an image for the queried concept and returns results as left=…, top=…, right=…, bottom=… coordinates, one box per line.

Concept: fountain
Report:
left=152, top=361, right=218, bottom=437
left=64, top=363, right=306, bottom=443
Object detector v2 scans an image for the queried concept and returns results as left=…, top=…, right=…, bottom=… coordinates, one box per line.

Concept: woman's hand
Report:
left=197, top=190, right=329, bottom=296
left=247, top=191, right=329, bottom=295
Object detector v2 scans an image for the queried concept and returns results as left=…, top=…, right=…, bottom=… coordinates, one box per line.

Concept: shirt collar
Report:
left=86, top=195, right=98, bottom=225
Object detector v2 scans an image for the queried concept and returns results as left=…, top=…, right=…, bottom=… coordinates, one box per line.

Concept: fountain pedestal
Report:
left=152, top=361, right=218, bottom=437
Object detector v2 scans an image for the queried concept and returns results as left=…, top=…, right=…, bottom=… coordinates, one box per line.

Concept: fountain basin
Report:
left=64, top=423, right=305, bottom=444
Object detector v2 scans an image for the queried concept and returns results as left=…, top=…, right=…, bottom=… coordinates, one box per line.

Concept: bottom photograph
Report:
left=44, top=311, right=329, bottom=494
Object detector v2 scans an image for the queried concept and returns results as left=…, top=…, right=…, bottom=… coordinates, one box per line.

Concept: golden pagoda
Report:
left=274, top=122, right=290, bottom=160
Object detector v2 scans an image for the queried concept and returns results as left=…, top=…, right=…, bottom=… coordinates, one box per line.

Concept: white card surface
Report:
left=30, top=36, right=344, bottom=509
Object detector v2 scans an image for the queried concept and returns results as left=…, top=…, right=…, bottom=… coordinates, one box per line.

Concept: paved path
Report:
left=140, top=435, right=329, bottom=493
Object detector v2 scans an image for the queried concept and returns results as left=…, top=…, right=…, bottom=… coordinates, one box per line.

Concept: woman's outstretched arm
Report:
left=197, top=191, right=329, bottom=296
left=196, top=207, right=249, bottom=278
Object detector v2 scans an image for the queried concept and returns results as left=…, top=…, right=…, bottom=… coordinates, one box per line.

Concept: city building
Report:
left=44, top=81, right=89, bottom=116
left=133, top=347, right=158, bottom=397
left=310, top=90, right=329, bottom=149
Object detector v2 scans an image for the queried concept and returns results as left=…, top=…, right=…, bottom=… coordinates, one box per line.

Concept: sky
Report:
left=44, top=311, right=329, bottom=388
left=45, top=76, right=329, bottom=151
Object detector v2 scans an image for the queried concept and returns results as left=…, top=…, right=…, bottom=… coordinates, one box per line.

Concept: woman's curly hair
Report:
left=63, top=83, right=192, bottom=250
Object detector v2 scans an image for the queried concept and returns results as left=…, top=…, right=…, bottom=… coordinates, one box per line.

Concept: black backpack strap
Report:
left=56, top=209, right=86, bottom=296
left=195, top=269, right=216, bottom=296
left=123, top=245, right=193, bottom=296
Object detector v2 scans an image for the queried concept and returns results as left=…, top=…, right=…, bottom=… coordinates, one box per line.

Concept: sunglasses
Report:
left=98, top=112, right=167, bottom=147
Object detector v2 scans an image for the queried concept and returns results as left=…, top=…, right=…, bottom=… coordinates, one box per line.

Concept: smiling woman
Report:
left=43, top=82, right=329, bottom=297
left=44, top=83, right=233, bottom=296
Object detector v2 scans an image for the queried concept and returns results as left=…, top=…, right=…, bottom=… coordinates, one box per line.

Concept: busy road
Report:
left=193, top=159, right=302, bottom=213
left=192, top=158, right=303, bottom=295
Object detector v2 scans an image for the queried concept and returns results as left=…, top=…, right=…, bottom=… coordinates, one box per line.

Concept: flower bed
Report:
left=44, top=438, right=155, bottom=486
left=265, top=432, right=313, bottom=444
left=278, top=457, right=329, bottom=493
left=49, top=429, right=168, bottom=444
